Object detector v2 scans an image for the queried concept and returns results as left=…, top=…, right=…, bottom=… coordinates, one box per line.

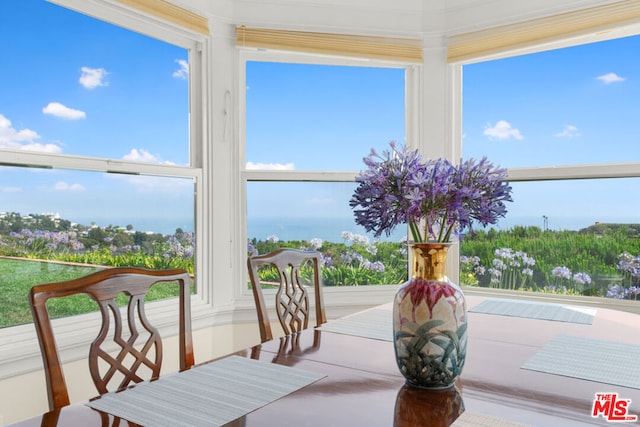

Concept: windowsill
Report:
left=0, top=285, right=399, bottom=380
left=462, top=286, right=640, bottom=315
left=3, top=284, right=637, bottom=382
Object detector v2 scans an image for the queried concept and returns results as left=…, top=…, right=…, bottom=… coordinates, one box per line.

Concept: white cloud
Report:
left=596, top=72, right=625, bottom=84
left=108, top=173, right=192, bottom=194
left=21, top=142, right=64, bottom=153
left=123, top=148, right=160, bottom=162
left=1, top=186, right=21, bottom=193
left=53, top=181, right=85, bottom=192
left=554, top=124, right=580, bottom=138
left=0, top=113, right=62, bottom=153
left=172, top=59, right=188, bottom=79
left=122, top=148, right=176, bottom=165
left=79, top=66, right=109, bottom=89
left=42, top=102, right=86, bottom=120
left=483, top=120, right=523, bottom=140
left=246, top=161, right=295, bottom=170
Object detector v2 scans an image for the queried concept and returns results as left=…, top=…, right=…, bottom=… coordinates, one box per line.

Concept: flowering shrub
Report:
left=460, top=255, right=484, bottom=286
left=487, top=248, right=535, bottom=290
left=247, top=232, right=407, bottom=286
left=547, top=266, right=591, bottom=294
left=1, top=227, right=194, bottom=273
left=611, top=252, right=640, bottom=299
left=8, top=229, right=84, bottom=255
left=617, top=252, right=640, bottom=286
left=350, top=141, right=512, bottom=242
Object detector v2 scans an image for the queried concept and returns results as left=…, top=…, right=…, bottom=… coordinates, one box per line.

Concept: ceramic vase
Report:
left=393, top=242, right=468, bottom=389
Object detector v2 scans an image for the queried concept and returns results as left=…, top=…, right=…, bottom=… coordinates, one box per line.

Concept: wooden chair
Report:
left=29, top=267, right=194, bottom=411
left=247, top=249, right=327, bottom=342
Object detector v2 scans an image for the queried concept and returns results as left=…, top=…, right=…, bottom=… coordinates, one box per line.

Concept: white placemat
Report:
left=470, top=298, right=595, bottom=325
left=452, top=411, right=533, bottom=427
left=318, top=307, right=392, bottom=341
left=86, top=355, right=326, bottom=427
left=522, top=334, right=640, bottom=389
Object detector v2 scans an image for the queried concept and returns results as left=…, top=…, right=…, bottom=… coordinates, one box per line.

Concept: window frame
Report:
left=454, top=30, right=640, bottom=311
left=237, top=49, right=417, bottom=305
left=0, top=0, right=210, bottom=379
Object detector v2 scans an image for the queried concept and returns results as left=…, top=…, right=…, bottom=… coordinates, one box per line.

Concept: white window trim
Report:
left=450, top=28, right=640, bottom=312
left=0, top=0, right=218, bottom=380
left=236, top=49, right=417, bottom=311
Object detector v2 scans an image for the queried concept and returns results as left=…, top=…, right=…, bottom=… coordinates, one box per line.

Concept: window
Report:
left=242, top=56, right=409, bottom=287
left=460, top=34, right=640, bottom=306
left=0, top=0, right=207, bottom=382
left=0, top=0, right=201, bottom=330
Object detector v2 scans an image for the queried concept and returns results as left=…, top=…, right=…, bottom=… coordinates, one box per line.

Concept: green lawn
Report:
left=0, top=258, right=187, bottom=328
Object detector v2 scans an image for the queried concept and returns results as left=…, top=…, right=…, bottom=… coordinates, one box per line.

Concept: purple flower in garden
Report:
left=247, top=240, right=259, bottom=257
left=607, top=284, right=626, bottom=299
left=320, top=254, right=334, bottom=268
left=573, top=272, right=592, bottom=285
left=350, top=141, right=512, bottom=242
left=364, top=261, right=385, bottom=272
left=552, top=266, right=571, bottom=280
left=341, top=231, right=354, bottom=241
left=309, top=238, right=323, bottom=249
left=616, top=252, right=640, bottom=287
left=71, top=240, right=85, bottom=251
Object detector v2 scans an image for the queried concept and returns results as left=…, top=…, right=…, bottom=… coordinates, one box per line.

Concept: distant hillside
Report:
left=579, top=223, right=640, bottom=235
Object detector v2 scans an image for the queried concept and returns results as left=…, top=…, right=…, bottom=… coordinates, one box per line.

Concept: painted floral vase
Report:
left=393, top=242, right=467, bottom=389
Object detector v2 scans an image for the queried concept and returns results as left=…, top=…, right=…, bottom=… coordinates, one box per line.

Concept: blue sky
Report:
left=0, top=0, right=193, bottom=233
left=2, top=1, right=640, bottom=238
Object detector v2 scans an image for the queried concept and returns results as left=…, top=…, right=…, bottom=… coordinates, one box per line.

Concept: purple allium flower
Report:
left=309, top=238, right=323, bottom=249
left=247, top=240, right=258, bottom=257
left=573, top=272, right=592, bottom=285
left=361, top=260, right=385, bottom=272
left=350, top=141, right=511, bottom=242
left=341, top=231, right=354, bottom=241
left=607, top=284, right=626, bottom=299
left=552, top=266, right=572, bottom=280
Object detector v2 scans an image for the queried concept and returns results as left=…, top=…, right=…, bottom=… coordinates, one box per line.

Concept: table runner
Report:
left=451, top=411, right=533, bottom=426
left=470, top=298, right=595, bottom=324
left=86, top=355, right=326, bottom=427
left=522, top=334, right=640, bottom=389
left=318, top=307, right=392, bottom=341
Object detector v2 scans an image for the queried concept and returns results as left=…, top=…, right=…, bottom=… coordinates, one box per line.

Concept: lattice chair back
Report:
left=247, top=248, right=326, bottom=342
left=29, top=267, right=194, bottom=411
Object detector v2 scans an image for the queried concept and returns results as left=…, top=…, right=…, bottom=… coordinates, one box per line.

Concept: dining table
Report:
left=9, top=294, right=640, bottom=427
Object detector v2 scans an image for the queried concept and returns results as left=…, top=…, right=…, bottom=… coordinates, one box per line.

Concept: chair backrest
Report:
left=247, top=249, right=326, bottom=342
left=29, top=267, right=194, bottom=411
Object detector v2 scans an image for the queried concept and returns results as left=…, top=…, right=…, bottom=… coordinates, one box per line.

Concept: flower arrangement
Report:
left=349, top=141, right=513, bottom=243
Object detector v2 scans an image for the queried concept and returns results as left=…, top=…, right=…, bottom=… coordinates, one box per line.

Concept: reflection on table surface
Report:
left=10, top=295, right=640, bottom=427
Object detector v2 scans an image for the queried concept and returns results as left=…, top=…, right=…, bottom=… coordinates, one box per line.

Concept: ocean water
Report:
left=247, top=215, right=632, bottom=243
left=248, top=216, right=407, bottom=243
left=72, top=214, right=631, bottom=242
left=71, top=216, right=194, bottom=236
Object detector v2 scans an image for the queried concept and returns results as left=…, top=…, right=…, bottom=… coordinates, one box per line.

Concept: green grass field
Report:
left=0, top=258, right=186, bottom=328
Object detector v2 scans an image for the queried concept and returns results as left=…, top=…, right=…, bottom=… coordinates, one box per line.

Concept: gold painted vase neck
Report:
left=410, top=243, right=450, bottom=281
